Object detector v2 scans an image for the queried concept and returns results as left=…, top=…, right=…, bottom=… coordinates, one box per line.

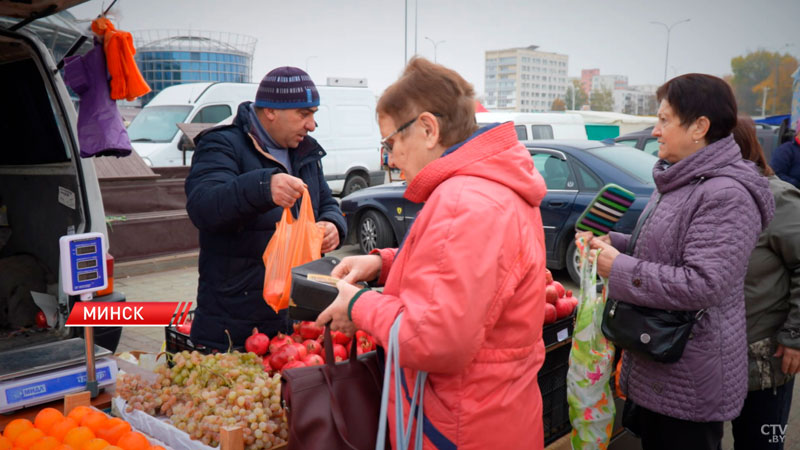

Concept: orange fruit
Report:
left=28, top=437, right=60, bottom=450
left=114, top=431, right=149, bottom=450
left=46, top=418, right=77, bottom=441
left=64, top=408, right=91, bottom=426
left=104, top=447, right=123, bottom=450
left=0, top=436, right=12, bottom=450
left=52, top=445, right=75, bottom=450
left=77, top=438, right=108, bottom=450
left=61, top=427, right=94, bottom=450
left=12, top=428, right=44, bottom=449
left=95, top=422, right=130, bottom=446
left=77, top=413, right=106, bottom=434
left=149, top=447, right=166, bottom=450
left=33, top=409, right=64, bottom=435
left=3, top=420, right=33, bottom=442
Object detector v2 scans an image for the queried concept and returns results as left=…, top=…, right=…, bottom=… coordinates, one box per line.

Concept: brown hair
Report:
left=377, top=57, right=477, bottom=147
left=733, top=115, right=774, bottom=176
left=656, top=73, right=737, bottom=144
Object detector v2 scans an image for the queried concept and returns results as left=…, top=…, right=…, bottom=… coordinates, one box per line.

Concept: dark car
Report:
left=614, top=126, right=659, bottom=156
left=340, top=140, right=657, bottom=284
left=616, top=125, right=781, bottom=161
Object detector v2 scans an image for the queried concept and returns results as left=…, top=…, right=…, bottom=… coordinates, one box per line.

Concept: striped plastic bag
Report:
left=567, top=237, right=616, bottom=450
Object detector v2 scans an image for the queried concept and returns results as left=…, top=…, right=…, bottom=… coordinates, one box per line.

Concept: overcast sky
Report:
left=70, top=0, right=800, bottom=97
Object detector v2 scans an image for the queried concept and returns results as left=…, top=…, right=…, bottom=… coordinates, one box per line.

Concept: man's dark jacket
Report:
left=770, top=138, right=800, bottom=189
left=185, top=102, right=346, bottom=351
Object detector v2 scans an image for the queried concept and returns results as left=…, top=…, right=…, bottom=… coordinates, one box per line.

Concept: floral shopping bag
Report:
left=567, top=237, right=616, bottom=449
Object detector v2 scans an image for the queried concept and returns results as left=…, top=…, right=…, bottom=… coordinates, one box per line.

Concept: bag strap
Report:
left=320, top=365, right=360, bottom=450
left=376, top=313, right=428, bottom=450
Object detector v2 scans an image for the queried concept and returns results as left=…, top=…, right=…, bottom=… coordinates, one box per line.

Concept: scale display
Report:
left=59, top=232, right=107, bottom=295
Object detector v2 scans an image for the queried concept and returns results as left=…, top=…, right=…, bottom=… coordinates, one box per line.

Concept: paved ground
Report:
left=114, top=245, right=798, bottom=449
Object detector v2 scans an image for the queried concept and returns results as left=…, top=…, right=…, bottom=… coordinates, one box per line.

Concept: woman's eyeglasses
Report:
left=380, top=117, right=418, bottom=154
left=380, top=113, right=442, bottom=154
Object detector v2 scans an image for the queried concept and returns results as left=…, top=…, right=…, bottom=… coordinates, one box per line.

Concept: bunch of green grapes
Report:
left=116, top=350, right=288, bottom=449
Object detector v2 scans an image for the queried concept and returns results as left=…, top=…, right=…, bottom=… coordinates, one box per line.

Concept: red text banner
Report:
left=66, top=301, right=192, bottom=326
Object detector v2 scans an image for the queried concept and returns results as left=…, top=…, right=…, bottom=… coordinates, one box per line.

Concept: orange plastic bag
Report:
left=263, top=188, right=323, bottom=312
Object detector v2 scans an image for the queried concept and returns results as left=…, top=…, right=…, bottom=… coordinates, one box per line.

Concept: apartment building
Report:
left=484, top=45, right=569, bottom=112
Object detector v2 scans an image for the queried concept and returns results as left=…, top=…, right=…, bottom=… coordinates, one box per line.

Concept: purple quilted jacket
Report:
left=608, top=135, right=775, bottom=422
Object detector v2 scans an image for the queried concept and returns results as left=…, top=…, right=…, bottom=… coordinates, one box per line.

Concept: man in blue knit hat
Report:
left=185, top=66, right=346, bottom=351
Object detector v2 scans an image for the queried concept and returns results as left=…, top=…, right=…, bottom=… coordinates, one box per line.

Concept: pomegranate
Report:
left=552, top=281, right=566, bottom=298
left=333, top=344, right=348, bottom=362
left=298, top=321, right=324, bottom=340
left=269, top=332, right=293, bottom=354
left=271, top=344, right=301, bottom=370
left=245, top=328, right=269, bottom=356
left=356, top=330, right=376, bottom=353
left=291, top=333, right=304, bottom=343
left=545, top=285, right=559, bottom=305
left=281, top=360, right=306, bottom=374
left=303, top=354, right=324, bottom=366
left=544, top=303, right=557, bottom=324
left=176, top=320, right=192, bottom=335
left=565, top=290, right=579, bottom=309
left=304, top=339, right=322, bottom=355
left=544, top=269, right=553, bottom=284
left=293, top=342, right=308, bottom=360
left=555, top=297, right=574, bottom=319
left=262, top=355, right=273, bottom=373
left=331, top=330, right=351, bottom=346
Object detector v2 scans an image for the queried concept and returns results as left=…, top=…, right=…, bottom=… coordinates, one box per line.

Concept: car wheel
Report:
left=343, top=174, right=369, bottom=196
left=358, top=210, right=395, bottom=253
left=566, top=239, right=581, bottom=286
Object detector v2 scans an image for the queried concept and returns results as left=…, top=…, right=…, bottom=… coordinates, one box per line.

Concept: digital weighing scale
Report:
left=0, top=338, right=117, bottom=413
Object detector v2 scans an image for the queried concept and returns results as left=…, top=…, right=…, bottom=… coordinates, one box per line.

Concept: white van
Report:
left=128, top=81, right=384, bottom=196
left=475, top=112, right=587, bottom=140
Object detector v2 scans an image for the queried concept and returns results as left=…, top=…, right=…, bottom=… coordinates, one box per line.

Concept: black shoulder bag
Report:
left=600, top=192, right=705, bottom=364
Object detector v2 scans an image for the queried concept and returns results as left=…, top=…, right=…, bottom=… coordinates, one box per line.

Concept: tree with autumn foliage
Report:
left=551, top=97, right=566, bottom=111
left=730, top=50, right=798, bottom=116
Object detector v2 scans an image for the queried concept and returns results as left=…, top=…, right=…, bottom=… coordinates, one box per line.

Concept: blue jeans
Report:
left=732, top=377, right=795, bottom=450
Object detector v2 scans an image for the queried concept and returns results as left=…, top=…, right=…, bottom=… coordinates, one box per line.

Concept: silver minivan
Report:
left=0, top=0, right=125, bottom=353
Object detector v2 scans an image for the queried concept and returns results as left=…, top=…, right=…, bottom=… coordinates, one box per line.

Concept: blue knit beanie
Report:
left=255, top=66, right=320, bottom=109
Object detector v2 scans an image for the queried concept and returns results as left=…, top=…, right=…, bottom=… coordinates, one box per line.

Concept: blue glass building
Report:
left=133, top=30, right=256, bottom=105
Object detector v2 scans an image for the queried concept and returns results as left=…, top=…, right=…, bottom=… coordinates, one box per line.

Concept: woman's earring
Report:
left=694, top=140, right=699, bottom=144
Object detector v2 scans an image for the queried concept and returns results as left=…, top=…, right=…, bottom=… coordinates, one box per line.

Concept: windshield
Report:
left=585, top=145, right=656, bottom=185
left=127, top=106, right=193, bottom=143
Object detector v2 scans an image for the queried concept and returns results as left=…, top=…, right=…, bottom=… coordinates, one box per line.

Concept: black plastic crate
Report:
left=543, top=311, right=575, bottom=348
left=164, top=310, right=201, bottom=353
left=539, top=341, right=572, bottom=444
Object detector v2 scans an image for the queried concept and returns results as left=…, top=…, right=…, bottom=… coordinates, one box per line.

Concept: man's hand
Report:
left=318, top=221, right=339, bottom=253
left=775, top=344, right=800, bottom=375
left=331, top=255, right=382, bottom=284
left=270, top=173, right=306, bottom=208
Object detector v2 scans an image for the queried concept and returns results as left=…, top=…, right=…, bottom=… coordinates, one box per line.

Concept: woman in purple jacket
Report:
left=579, top=74, right=775, bottom=450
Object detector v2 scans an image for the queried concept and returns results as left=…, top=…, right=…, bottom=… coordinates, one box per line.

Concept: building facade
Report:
left=132, top=30, right=256, bottom=105
left=485, top=45, right=569, bottom=112
left=592, top=74, right=628, bottom=93
left=612, top=85, right=658, bottom=115
left=581, top=68, right=600, bottom=96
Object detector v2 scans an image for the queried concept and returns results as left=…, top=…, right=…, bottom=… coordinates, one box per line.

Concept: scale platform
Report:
left=0, top=338, right=117, bottom=413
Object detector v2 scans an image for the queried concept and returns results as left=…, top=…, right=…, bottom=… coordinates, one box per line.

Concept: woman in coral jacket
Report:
left=316, top=57, right=548, bottom=450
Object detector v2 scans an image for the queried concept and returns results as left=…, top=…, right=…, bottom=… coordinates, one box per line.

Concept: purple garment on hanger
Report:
left=63, top=42, right=132, bottom=158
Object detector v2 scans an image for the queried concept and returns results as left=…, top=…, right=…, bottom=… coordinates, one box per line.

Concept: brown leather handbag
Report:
left=281, top=326, right=384, bottom=450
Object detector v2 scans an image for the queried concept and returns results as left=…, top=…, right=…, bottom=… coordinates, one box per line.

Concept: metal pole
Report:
left=650, top=19, right=690, bottom=83
left=404, top=0, right=408, bottom=64
left=414, top=0, right=418, bottom=56
left=762, top=86, right=770, bottom=116
left=425, top=37, right=444, bottom=63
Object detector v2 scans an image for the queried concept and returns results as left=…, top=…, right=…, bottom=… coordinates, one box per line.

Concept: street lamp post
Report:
left=425, top=36, right=445, bottom=63
left=650, top=19, right=690, bottom=82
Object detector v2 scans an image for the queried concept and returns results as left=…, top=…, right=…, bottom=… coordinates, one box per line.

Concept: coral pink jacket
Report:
left=351, top=122, right=548, bottom=449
